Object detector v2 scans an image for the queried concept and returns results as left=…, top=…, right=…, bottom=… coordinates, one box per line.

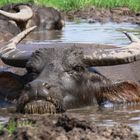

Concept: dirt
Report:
left=63, top=6, right=140, bottom=24
left=0, top=113, right=139, bottom=140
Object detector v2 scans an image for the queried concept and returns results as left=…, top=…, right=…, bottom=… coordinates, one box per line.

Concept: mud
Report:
left=0, top=113, right=139, bottom=140
left=63, top=7, right=140, bottom=24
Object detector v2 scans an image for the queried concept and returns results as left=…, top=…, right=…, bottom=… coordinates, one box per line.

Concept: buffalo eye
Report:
left=73, top=65, right=85, bottom=72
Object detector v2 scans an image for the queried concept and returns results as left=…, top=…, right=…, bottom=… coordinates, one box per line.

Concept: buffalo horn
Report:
left=0, top=5, right=33, bottom=21
left=83, top=32, right=140, bottom=66
left=0, top=26, right=36, bottom=67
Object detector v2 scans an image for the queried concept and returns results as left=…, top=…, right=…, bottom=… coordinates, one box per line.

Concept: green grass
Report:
left=91, top=0, right=140, bottom=12
left=0, top=0, right=140, bottom=12
left=0, top=124, right=4, bottom=134
left=6, top=120, right=16, bottom=135
left=0, top=120, right=34, bottom=135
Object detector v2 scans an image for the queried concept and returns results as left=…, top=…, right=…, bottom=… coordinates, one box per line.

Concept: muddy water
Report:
left=67, top=105, right=140, bottom=133
left=0, top=21, right=140, bottom=132
left=25, top=21, right=140, bottom=45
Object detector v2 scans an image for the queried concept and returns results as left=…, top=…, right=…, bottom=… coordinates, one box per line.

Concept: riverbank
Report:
left=63, top=6, right=140, bottom=24
left=0, top=1, right=140, bottom=24
left=0, top=0, right=140, bottom=12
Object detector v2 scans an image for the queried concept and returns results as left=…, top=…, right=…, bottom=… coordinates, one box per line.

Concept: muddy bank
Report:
left=0, top=113, right=139, bottom=140
left=63, top=7, right=140, bottom=24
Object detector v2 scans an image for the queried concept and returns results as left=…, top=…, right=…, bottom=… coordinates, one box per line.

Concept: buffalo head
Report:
left=0, top=3, right=64, bottom=31
left=0, top=27, right=140, bottom=114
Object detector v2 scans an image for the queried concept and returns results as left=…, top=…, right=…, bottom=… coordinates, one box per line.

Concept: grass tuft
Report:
left=0, top=120, right=34, bottom=135
left=6, top=120, right=16, bottom=135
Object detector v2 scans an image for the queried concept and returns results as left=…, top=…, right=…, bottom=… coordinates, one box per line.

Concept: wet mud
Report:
left=0, top=113, right=139, bottom=140
left=63, top=7, right=140, bottom=24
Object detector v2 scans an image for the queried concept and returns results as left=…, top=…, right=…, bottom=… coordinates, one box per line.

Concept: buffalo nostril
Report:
left=42, top=83, right=51, bottom=89
left=42, top=82, right=46, bottom=86
left=25, top=84, right=31, bottom=90
left=24, top=82, right=39, bottom=98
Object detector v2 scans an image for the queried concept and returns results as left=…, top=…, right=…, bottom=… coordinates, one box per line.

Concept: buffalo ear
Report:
left=96, top=81, right=140, bottom=105
left=0, top=72, right=24, bottom=101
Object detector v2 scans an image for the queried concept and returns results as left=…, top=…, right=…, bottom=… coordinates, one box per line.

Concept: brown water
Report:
left=0, top=21, right=140, bottom=133
left=25, top=21, right=140, bottom=45
left=68, top=105, right=140, bottom=133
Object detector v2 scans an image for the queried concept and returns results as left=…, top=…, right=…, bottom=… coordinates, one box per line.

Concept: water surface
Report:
left=68, top=105, right=140, bottom=133
left=25, top=21, right=140, bottom=46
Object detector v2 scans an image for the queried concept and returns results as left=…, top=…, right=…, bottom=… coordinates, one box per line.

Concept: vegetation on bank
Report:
left=0, top=120, right=33, bottom=135
left=0, top=0, right=140, bottom=12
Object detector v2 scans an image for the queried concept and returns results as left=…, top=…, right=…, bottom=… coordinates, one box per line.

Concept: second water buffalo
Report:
left=0, top=3, right=64, bottom=33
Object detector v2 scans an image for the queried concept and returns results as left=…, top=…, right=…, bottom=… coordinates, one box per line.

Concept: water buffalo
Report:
left=0, top=20, right=20, bottom=42
left=0, top=4, right=32, bottom=42
left=0, top=3, right=64, bottom=31
left=0, top=8, right=21, bottom=42
left=0, top=26, right=140, bottom=114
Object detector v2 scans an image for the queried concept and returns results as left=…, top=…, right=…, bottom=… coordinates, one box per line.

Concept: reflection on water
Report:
left=0, top=21, right=140, bottom=132
left=0, top=116, right=9, bottom=125
left=25, top=21, right=140, bottom=46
